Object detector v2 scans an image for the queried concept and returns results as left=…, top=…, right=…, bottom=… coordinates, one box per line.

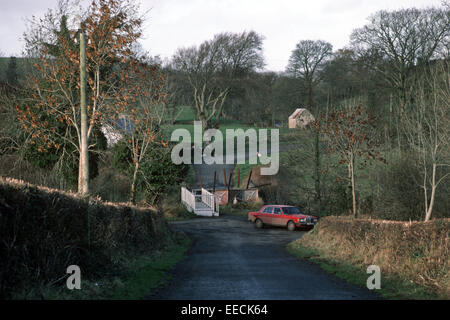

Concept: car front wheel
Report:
left=287, top=221, right=296, bottom=231
left=255, top=219, right=263, bottom=229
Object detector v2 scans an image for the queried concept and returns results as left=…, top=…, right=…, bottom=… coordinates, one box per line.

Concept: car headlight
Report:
left=300, top=218, right=306, bottom=222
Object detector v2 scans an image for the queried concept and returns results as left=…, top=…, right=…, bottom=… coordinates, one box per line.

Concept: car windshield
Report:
left=282, top=207, right=301, bottom=214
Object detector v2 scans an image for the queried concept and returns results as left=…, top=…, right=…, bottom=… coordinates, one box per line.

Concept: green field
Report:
left=166, top=106, right=292, bottom=187
left=165, top=106, right=286, bottom=152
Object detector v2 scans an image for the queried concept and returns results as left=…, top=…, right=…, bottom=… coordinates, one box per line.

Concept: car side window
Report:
left=262, top=207, right=273, bottom=214
left=273, top=207, right=281, bottom=215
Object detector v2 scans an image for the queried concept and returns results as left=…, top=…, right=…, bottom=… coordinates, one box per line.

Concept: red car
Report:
left=248, top=205, right=318, bottom=231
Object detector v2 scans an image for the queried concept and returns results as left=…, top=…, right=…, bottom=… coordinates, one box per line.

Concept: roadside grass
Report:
left=220, top=201, right=262, bottom=217
left=220, top=204, right=248, bottom=217
left=160, top=183, right=198, bottom=222
left=286, top=241, right=439, bottom=300
left=27, top=233, right=192, bottom=300
left=165, top=207, right=198, bottom=222
left=109, top=234, right=191, bottom=299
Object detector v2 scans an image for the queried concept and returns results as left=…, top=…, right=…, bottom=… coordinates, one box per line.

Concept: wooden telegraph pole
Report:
left=79, top=26, right=90, bottom=249
left=79, top=28, right=89, bottom=196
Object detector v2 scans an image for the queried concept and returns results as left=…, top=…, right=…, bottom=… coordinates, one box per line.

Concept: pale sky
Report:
left=0, top=0, right=445, bottom=71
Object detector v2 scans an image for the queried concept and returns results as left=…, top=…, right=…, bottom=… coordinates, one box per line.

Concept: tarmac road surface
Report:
left=149, top=215, right=381, bottom=300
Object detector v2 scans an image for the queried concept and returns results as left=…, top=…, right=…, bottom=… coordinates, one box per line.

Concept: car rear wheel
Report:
left=255, top=219, right=263, bottom=229
left=287, top=221, right=296, bottom=231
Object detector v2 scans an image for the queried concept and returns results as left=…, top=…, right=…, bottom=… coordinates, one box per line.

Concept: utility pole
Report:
left=79, top=28, right=89, bottom=196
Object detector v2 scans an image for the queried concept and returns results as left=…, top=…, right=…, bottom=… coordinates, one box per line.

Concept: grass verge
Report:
left=287, top=217, right=448, bottom=300
left=165, top=209, right=198, bottom=221
left=220, top=197, right=264, bottom=218
left=220, top=204, right=248, bottom=217
left=286, top=241, right=439, bottom=300
left=109, top=234, right=192, bottom=299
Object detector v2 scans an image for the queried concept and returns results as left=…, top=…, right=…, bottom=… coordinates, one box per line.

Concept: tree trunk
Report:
left=130, top=161, right=139, bottom=204
left=201, top=118, right=207, bottom=130
left=197, top=111, right=208, bottom=130
left=78, top=162, right=82, bottom=192
left=425, top=163, right=436, bottom=222
left=79, top=30, right=89, bottom=196
left=306, top=82, right=312, bottom=109
left=350, top=154, right=357, bottom=218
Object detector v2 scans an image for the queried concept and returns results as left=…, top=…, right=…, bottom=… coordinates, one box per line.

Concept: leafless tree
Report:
left=286, top=40, right=333, bottom=110
left=123, top=65, right=167, bottom=204
left=317, top=101, right=383, bottom=218
left=18, top=0, right=146, bottom=194
left=402, top=60, right=450, bottom=221
left=351, top=7, right=450, bottom=109
left=172, top=31, right=264, bottom=129
left=285, top=40, right=332, bottom=212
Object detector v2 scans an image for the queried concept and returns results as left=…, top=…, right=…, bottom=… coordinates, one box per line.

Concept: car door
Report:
left=272, top=207, right=284, bottom=226
left=260, top=206, right=273, bottom=224
left=281, top=207, right=299, bottom=226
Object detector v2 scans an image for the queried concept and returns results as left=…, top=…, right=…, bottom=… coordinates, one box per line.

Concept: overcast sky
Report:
left=0, top=0, right=444, bottom=71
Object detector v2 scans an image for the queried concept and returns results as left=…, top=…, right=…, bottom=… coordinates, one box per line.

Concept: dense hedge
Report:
left=0, top=177, right=169, bottom=299
left=294, top=216, right=449, bottom=298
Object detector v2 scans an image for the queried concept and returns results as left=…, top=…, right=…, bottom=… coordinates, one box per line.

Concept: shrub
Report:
left=111, top=140, right=188, bottom=205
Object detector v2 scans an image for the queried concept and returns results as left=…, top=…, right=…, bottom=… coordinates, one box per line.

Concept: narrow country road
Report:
left=148, top=215, right=381, bottom=300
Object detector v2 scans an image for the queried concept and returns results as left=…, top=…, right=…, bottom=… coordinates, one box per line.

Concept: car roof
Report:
left=263, top=205, right=295, bottom=208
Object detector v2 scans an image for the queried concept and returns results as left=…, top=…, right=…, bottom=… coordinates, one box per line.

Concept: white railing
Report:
left=201, top=188, right=214, bottom=210
left=182, top=187, right=219, bottom=215
left=181, top=186, right=196, bottom=211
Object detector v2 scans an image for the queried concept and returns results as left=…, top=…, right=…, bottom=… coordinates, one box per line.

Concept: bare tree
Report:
left=121, top=62, right=167, bottom=204
left=351, top=7, right=450, bottom=109
left=317, top=102, right=383, bottom=218
left=18, top=0, right=146, bottom=194
left=161, top=72, right=185, bottom=125
left=286, top=40, right=332, bottom=110
left=286, top=40, right=332, bottom=213
left=172, top=31, right=264, bottom=129
left=402, top=61, right=450, bottom=221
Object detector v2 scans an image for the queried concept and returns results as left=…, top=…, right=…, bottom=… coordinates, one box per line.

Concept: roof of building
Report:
left=289, top=108, right=307, bottom=119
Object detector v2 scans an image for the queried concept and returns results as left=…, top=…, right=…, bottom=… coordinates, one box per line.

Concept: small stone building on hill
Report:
left=288, top=108, right=315, bottom=128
